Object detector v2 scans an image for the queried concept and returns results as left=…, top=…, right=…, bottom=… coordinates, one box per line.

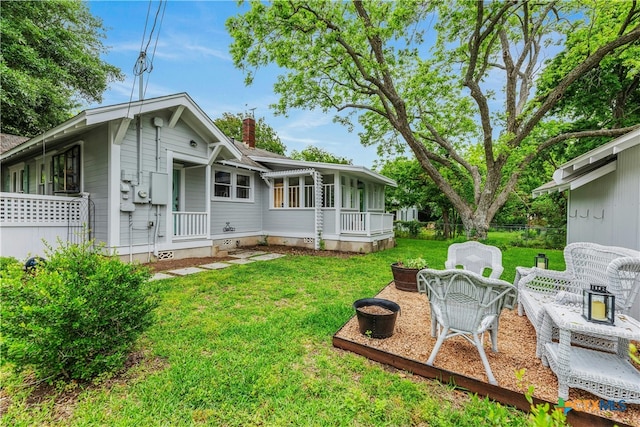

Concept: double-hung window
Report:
left=213, top=169, right=252, bottom=201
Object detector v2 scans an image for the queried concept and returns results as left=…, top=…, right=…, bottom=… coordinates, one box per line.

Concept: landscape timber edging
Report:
left=332, top=326, right=631, bottom=427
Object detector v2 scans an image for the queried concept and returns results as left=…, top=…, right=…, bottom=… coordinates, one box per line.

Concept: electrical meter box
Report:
left=151, top=172, right=169, bottom=205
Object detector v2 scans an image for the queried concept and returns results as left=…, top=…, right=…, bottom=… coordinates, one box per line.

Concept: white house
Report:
left=533, top=127, right=640, bottom=251
left=0, top=93, right=396, bottom=262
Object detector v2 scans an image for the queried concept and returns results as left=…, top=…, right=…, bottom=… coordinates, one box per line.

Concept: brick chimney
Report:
left=242, top=116, right=256, bottom=148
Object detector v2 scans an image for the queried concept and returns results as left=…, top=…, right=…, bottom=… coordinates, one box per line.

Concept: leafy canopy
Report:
left=227, top=1, right=640, bottom=238
left=214, top=112, right=287, bottom=155
left=1, top=0, right=123, bottom=137
left=289, top=145, right=352, bottom=164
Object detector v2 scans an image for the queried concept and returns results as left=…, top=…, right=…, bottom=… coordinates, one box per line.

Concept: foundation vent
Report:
left=157, top=251, right=174, bottom=260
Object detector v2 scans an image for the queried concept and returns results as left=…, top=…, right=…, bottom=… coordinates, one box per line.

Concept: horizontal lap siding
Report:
left=263, top=208, right=314, bottom=234
left=568, top=144, right=640, bottom=251
left=118, top=114, right=209, bottom=246
left=82, top=127, right=109, bottom=243
left=211, top=178, right=263, bottom=234
left=185, top=168, right=206, bottom=212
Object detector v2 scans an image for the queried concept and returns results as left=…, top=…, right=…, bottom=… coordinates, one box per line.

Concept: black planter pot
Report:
left=391, top=263, right=420, bottom=292
left=353, top=298, right=400, bottom=338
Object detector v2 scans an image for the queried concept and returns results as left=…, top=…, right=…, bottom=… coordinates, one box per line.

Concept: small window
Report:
left=236, top=174, right=250, bottom=199
left=53, top=145, right=80, bottom=193
left=214, top=171, right=231, bottom=198
left=213, top=169, right=253, bottom=201
left=273, top=178, right=284, bottom=207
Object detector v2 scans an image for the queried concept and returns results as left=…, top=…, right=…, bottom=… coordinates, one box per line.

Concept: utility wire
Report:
left=142, top=0, right=167, bottom=101
left=126, top=0, right=166, bottom=117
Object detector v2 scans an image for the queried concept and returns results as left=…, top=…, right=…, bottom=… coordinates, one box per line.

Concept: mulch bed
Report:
left=334, top=283, right=639, bottom=426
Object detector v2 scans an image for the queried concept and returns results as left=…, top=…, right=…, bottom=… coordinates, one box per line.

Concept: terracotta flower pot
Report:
left=353, top=298, right=400, bottom=338
left=391, top=262, right=420, bottom=292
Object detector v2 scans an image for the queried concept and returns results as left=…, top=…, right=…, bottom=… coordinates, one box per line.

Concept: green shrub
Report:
left=394, top=220, right=425, bottom=238
left=0, top=241, right=156, bottom=382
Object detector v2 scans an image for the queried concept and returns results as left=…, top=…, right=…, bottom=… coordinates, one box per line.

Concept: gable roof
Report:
left=1, top=134, right=29, bottom=155
left=0, top=93, right=242, bottom=162
left=533, top=127, right=640, bottom=197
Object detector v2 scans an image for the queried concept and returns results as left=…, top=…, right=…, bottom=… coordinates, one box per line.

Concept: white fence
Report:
left=340, top=212, right=394, bottom=236
left=173, top=211, right=208, bottom=239
left=0, top=192, right=89, bottom=260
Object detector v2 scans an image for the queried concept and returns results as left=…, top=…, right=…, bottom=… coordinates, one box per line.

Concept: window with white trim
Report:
left=213, top=169, right=253, bottom=201
left=288, top=176, right=300, bottom=207
left=341, top=176, right=358, bottom=209
left=304, top=175, right=315, bottom=208
left=272, top=176, right=313, bottom=209
left=53, top=145, right=81, bottom=193
left=8, top=163, right=28, bottom=193
left=367, top=184, right=384, bottom=210
left=322, top=174, right=334, bottom=208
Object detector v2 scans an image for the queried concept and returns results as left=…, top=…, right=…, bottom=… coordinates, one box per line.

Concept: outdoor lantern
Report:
left=582, top=284, right=615, bottom=325
left=534, top=253, right=549, bottom=269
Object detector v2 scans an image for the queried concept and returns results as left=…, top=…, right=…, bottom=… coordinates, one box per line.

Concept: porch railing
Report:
left=173, top=211, right=208, bottom=239
left=0, top=192, right=83, bottom=225
left=340, top=212, right=394, bottom=236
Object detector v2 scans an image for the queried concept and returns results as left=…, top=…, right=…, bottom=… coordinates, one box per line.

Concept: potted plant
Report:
left=353, top=298, right=401, bottom=338
left=391, top=257, right=428, bottom=292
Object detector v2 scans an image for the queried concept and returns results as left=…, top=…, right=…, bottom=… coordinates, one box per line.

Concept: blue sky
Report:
left=86, top=0, right=381, bottom=167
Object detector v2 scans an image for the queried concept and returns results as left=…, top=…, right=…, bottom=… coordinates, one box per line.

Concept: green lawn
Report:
left=1, top=238, right=565, bottom=426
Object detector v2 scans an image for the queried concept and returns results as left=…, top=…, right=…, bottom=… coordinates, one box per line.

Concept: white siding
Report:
left=83, top=128, right=109, bottom=243
left=211, top=175, right=263, bottom=234
left=567, top=144, right=640, bottom=251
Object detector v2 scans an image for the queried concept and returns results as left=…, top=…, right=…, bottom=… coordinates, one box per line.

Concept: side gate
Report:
left=67, top=196, right=95, bottom=245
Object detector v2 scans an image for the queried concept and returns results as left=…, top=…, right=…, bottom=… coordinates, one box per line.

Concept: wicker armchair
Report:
left=445, top=241, right=504, bottom=279
left=417, top=268, right=517, bottom=385
left=517, top=242, right=640, bottom=352
left=428, top=241, right=505, bottom=338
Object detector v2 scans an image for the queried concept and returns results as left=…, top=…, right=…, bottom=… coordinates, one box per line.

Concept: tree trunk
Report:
left=459, top=211, right=491, bottom=240
left=441, top=208, right=451, bottom=239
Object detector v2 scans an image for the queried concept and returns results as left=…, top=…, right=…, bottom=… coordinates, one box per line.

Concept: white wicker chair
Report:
left=445, top=241, right=504, bottom=279
left=417, top=268, right=517, bottom=385
left=429, top=241, right=505, bottom=339
left=517, top=242, right=640, bottom=352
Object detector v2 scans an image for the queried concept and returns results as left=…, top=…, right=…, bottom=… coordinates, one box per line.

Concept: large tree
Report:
left=227, top=1, right=640, bottom=238
left=290, top=145, right=351, bottom=164
left=0, top=0, right=123, bottom=137
left=214, top=112, right=287, bottom=155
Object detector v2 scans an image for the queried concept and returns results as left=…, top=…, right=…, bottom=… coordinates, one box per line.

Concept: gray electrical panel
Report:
left=151, top=172, right=169, bottom=205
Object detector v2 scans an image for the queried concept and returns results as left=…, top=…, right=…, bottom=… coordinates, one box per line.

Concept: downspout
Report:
left=153, top=118, right=162, bottom=257
left=137, top=116, right=143, bottom=186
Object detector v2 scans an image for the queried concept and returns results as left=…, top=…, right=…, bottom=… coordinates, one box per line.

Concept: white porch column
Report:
left=334, top=171, right=341, bottom=235
left=108, top=126, right=123, bottom=248
left=165, top=150, right=174, bottom=241
left=205, top=163, right=211, bottom=238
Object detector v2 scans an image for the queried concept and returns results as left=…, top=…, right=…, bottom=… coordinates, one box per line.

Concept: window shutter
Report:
left=23, top=165, right=29, bottom=193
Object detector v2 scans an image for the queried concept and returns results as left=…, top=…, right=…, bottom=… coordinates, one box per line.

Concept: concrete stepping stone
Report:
left=227, top=258, right=256, bottom=265
left=229, top=250, right=266, bottom=259
left=150, top=272, right=175, bottom=281
left=200, top=262, right=233, bottom=270
left=168, top=267, right=207, bottom=276
left=251, top=253, right=286, bottom=261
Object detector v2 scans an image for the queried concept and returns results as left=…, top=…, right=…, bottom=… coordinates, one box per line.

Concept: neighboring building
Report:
left=1, top=93, right=396, bottom=262
left=533, top=127, right=640, bottom=251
